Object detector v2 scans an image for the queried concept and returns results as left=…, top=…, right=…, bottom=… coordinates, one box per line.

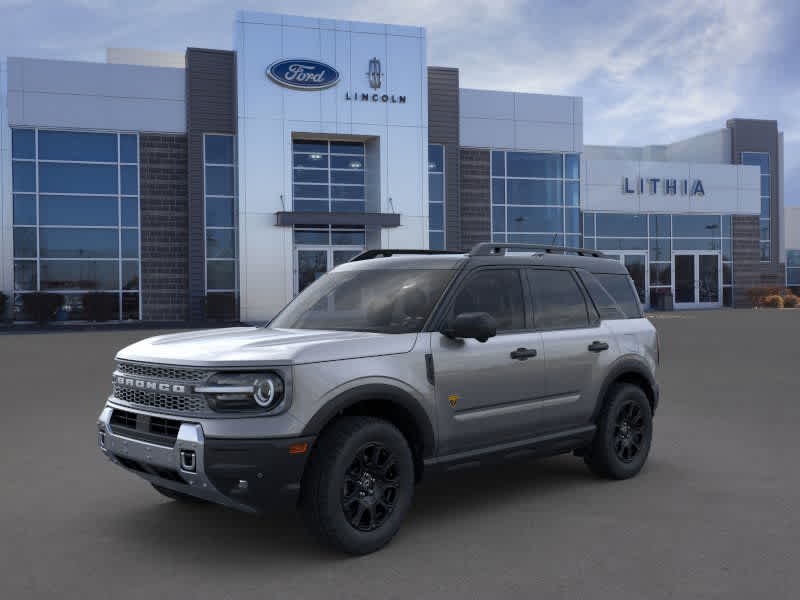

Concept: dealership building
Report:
left=0, top=11, right=793, bottom=323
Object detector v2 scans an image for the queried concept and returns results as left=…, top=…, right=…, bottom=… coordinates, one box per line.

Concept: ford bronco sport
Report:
left=97, top=242, right=659, bottom=555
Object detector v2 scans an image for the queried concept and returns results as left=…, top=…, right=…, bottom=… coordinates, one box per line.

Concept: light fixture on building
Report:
left=349, top=160, right=362, bottom=169
left=310, top=153, right=322, bottom=160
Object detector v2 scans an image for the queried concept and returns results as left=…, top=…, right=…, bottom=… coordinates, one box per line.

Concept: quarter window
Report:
left=528, top=269, right=589, bottom=330
left=594, top=273, right=643, bottom=318
left=451, top=270, right=525, bottom=332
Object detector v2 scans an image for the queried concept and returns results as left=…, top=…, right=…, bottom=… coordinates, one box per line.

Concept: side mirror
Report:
left=442, top=312, right=497, bottom=343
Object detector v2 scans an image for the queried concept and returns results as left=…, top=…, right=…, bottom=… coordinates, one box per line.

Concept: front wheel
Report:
left=585, top=383, right=653, bottom=479
left=300, top=416, right=415, bottom=555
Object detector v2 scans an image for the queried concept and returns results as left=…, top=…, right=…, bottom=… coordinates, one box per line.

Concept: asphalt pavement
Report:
left=1, top=309, right=798, bottom=599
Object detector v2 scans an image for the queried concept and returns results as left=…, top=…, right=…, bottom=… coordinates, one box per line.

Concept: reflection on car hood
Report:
left=115, top=327, right=418, bottom=367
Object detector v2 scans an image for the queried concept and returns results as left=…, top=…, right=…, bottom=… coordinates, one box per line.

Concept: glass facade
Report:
left=292, top=140, right=365, bottom=213
left=787, top=250, right=800, bottom=290
left=428, top=144, right=445, bottom=249
left=742, top=152, right=770, bottom=261
left=584, top=213, right=734, bottom=307
left=204, top=134, right=238, bottom=301
left=491, top=150, right=580, bottom=247
left=11, top=128, right=140, bottom=320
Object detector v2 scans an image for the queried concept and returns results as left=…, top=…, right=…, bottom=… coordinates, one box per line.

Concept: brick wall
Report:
left=459, top=149, right=491, bottom=251
left=139, top=134, right=189, bottom=321
left=732, top=215, right=786, bottom=307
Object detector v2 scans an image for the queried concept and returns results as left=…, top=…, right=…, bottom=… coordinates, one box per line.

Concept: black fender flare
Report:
left=591, top=357, right=659, bottom=420
left=301, top=383, right=436, bottom=458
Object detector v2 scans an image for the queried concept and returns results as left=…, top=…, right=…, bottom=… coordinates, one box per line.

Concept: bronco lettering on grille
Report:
left=115, top=376, right=188, bottom=395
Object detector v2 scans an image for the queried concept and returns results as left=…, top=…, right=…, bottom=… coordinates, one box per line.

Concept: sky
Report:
left=1, top=0, right=798, bottom=204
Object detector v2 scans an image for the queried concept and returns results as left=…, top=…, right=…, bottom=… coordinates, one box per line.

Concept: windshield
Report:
left=270, top=268, right=456, bottom=333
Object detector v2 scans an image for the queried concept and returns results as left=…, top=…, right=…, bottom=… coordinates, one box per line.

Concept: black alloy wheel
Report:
left=584, top=382, right=653, bottom=480
left=300, top=416, right=414, bottom=555
left=342, top=442, right=400, bottom=532
left=613, top=400, right=645, bottom=462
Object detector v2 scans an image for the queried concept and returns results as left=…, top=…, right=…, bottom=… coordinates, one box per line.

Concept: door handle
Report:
left=588, top=341, right=609, bottom=352
left=510, top=347, right=537, bottom=360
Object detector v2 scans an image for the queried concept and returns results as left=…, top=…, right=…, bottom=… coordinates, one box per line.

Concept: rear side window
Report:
left=527, top=269, right=589, bottom=330
left=594, top=273, right=643, bottom=318
left=577, top=270, right=626, bottom=320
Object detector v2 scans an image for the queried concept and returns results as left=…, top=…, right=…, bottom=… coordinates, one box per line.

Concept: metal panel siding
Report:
left=727, top=119, right=781, bottom=272
left=427, top=67, right=461, bottom=250
left=186, top=48, right=237, bottom=321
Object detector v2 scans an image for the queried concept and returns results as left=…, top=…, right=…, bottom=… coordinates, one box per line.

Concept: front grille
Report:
left=113, top=384, right=207, bottom=414
left=116, top=361, right=209, bottom=383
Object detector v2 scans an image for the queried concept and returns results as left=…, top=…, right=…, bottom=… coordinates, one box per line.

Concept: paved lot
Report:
left=1, top=310, right=799, bottom=599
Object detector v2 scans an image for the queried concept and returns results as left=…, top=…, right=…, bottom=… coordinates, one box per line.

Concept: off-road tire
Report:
left=585, top=383, right=653, bottom=479
left=151, top=483, right=207, bottom=504
left=300, top=416, right=414, bottom=555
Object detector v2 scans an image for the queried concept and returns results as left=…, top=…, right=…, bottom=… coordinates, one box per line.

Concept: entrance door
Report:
left=604, top=252, right=648, bottom=308
left=295, top=247, right=362, bottom=294
left=672, top=252, right=721, bottom=308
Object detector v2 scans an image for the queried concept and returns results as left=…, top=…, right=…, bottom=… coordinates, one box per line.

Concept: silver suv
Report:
left=97, top=243, right=660, bottom=555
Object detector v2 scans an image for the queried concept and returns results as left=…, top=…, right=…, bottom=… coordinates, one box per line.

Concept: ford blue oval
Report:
left=267, top=59, right=340, bottom=90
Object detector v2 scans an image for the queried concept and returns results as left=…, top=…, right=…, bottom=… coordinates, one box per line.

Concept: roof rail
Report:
left=469, top=242, right=606, bottom=258
left=349, top=249, right=464, bottom=262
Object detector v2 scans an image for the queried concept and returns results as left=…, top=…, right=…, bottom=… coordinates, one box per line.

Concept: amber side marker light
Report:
left=289, top=442, right=309, bottom=455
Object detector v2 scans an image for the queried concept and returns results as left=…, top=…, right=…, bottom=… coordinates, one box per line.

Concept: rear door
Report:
left=525, top=268, right=618, bottom=431
left=431, top=267, right=546, bottom=454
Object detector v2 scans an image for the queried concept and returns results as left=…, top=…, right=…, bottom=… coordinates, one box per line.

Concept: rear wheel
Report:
left=151, top=483, right=207, bottom=504
left=585, top=383, right=653, bottom=479
left=300, top=416, right=414, bottom=555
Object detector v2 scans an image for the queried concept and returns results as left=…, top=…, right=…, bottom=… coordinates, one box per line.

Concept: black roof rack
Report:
left=469, top=242, right=605, bottom=258
left=349, top=249, right=464, bottom=262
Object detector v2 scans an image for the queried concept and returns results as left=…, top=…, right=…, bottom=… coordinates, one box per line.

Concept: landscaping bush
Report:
left=0, top=291, right=7, bottom=322
left=21, top=293, right=64, bottom=324
left=747, top=287, right=791, bottom=307
left=83, top=292, right=118, bottom=322
left=762, top=295, right=784, bottom=309
left=782, top=294, right=799, bottom=308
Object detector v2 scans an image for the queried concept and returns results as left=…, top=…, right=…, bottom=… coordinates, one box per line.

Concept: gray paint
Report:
left=186, top=48, right=237, bottom=322
left=275, top=211, right=400, bottom=227
left=6, top=57, right=185, bottom=133
left=139, top=134, right=189, bottom=321
left=459, top=148, right=491, bottom=250
left=427, top=67, right=461, bottom=250
left=727, top=119, right=784, bottom=278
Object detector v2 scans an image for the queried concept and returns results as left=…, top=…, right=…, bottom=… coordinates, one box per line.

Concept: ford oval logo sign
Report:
left=267, top=59, right=340, bottom=90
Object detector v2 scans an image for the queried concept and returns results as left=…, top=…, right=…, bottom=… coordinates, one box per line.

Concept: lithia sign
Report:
left=267, top=57, right=407, bottom=103
left=623, top=177, right=705, bottom=196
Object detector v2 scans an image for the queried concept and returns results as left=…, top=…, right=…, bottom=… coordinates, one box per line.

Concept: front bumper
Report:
left=97, top=405, right=315, bottom=513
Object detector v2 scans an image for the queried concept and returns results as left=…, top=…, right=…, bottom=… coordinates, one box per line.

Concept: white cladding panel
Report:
left=582, top=158, right=760, bottom=215
left=784, top=206, right=800, bottom=250
left=459, top=88, right=581, bottom=152
left=6, top=58, right=185, bottom=132
left=236, top=11, right=428, bottom=322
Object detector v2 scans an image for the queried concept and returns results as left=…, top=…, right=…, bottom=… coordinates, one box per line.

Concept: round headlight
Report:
left=254, top=374, right=284, bottom=408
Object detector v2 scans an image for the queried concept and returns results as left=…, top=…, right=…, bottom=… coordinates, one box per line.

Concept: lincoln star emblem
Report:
left=367, top=57, right=382, bottom=89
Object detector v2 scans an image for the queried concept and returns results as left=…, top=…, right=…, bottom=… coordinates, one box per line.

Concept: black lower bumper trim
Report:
left=203, top=436, right=316, bottom=512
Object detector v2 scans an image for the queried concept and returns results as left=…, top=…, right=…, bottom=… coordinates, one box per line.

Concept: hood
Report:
left=115, top=326, right=418, bottom=367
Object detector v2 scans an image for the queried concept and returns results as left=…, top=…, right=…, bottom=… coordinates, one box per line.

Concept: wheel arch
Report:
left=592, top=358, right=658, bottom=421
left=301, top=384, right=436, bottom=481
